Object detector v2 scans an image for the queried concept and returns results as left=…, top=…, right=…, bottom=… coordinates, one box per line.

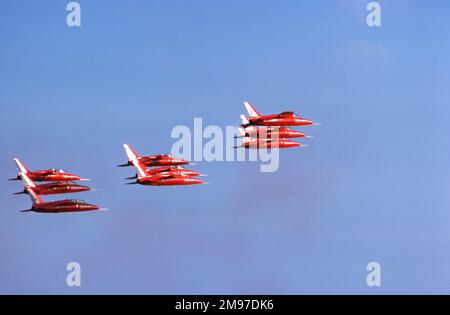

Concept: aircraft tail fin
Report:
left=131, top=159, right=148, bottom=177
left=20, top=172, right=36, bottom=188
left=237, top=126, right=246, bottom=137
left=240, top=114, right=250, bottom=125
left=244, top=100, right=262, bottom=118
left=14, top=158, right=30, bottom=174
left=26, top=188, right=43, bottom=205
left=123, top=144, right=140, bottom=162
left=240, top=114, right=257, bottom=133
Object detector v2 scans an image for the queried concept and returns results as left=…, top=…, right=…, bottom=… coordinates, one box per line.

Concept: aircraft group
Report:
left=10, top=159, right=103, bottom=213
left=236, top=101, right=317, bottom=149
left=119, top=144, right=206, bottom=186
left=9, top=100, right=317, bottom=213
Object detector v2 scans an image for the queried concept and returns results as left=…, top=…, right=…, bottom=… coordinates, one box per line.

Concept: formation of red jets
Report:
left=236, top=101, right=317, bottom=149
left=10, top=101, right=316, bottom=213
left=120, top=144, right=206, bottom=186
left=10, top=159, right=104, bottom=213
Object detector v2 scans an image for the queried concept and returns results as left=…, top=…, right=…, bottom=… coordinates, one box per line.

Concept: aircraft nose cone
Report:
left=291, top=130, right=306, bottom=137
left=86, top=204, right=100, bottom=210
left=284, top=140, right=301, bottom=147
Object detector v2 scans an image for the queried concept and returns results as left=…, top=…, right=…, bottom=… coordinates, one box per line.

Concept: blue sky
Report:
left=0, top=0, right=449, bottom=294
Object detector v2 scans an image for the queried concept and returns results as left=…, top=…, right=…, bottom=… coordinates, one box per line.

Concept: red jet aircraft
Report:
left=118, top=144, right=189, bottom=167
left=243, top=101, right=315, bottom=126
left=126, top=157, right=203, bottom=186
left=125, top=165, right=204, bottom=180
left=11, top=158, right=88, bottom=182
left=21, top=189, right=104, bottom=213
left=15, top=172, right=91, bottom=196
left=237, top=137, right=301, bottom=149
left=239, top=115, right=308, bottom=139
left=235, top=126, right=302, bottom=149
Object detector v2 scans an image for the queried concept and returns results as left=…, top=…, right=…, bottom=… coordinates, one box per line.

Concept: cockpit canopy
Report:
left=280, top=111, right=295, bottom=117
left=52, top=169, right=66, bottom=173
left=71, top=199, right=87, bottom=204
